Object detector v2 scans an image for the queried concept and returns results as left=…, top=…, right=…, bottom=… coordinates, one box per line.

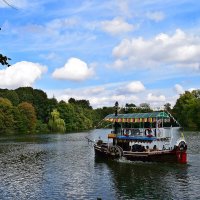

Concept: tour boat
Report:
left=94, top=102, right=187, bottom=164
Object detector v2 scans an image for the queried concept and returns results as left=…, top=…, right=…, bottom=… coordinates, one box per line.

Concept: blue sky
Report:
left=0, top=0, right=200, bottom=108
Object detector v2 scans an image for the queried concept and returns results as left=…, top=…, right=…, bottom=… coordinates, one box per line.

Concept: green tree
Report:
left=57, top=101, right=76, bottom=131
left=164, top=103, right=172, bottom=114
left=0, top=89, right=19, bottom=106
left=15, top=87, right=51, bottom=122
left=15, top=87, right=34, bottom=103
left=58, top=101, right=93, bottom=131
left=48, top=109, right=66, bottom=133
left=18, top=102, right=37, bottom=133
left=173, top=90, right=200, bottom=129
left=36, top=120, right=49, bottom=133
left=46, top=97, right=58, bottom=121
left=189, top=90, right=200, bottom=129
left=68, top=98, right=76, bottom=104
left=93, top=106, right=115, bottom=128
left=32, top=89, right=49, bottom=121
left=68, top=98, right=92, bottom=109
left=0, top=98, right=14, bottom=134
left=11, top=106, right=27, bottom=133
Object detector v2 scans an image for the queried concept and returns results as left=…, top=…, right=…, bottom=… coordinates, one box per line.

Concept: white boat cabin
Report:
left=104, top=112, right=183, bottom=151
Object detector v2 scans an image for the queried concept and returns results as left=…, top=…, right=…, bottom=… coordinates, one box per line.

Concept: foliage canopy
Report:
left=0, top=87, right=199, bottom=134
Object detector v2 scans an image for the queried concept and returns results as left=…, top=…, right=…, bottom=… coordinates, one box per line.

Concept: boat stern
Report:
left=175, top=140, right=187, bottom=164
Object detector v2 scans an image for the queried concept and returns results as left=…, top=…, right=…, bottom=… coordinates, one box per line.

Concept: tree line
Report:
left=0, top=87, right=95, bottom=134
left=0, top=87, right=199, bottom=134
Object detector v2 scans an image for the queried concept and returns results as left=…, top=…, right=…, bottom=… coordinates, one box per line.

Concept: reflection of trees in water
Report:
left=95, top=157, right=189, bottom=200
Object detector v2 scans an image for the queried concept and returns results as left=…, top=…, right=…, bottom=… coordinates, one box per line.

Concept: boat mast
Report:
left=113, top=101, right=118, bottom=145
left=114, top=101, right=118, bottom=134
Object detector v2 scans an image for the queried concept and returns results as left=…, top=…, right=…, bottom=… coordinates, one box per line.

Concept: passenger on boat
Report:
left=147, top=134, right=153, bottom=138
left=153, top=145, right=158, bottom=151
left=97, top=139, right=103, bottom=145
left=145, top=128, right=153, bottom=137
left=162, top=145, right=166, bottom=150
left=146, top=146, right=150, bottom=152
left=125, top=129, right=130, bottom=135
left=132, top=144, right=145, bottom=152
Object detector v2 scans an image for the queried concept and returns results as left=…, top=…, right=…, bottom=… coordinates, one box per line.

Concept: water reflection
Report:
left=0, top=131, right=199, bottom=200
left=92, top=131, right=200, bottom=200
left=95, top=157, right=191, bottom=199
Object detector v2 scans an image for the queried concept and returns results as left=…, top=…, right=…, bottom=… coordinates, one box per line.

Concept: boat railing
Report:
left=118, top=126, right=180, bottom=139
left=120, top=128, right=142, bottom=136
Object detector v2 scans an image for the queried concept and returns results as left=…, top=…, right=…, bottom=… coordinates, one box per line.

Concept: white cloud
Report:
left=56, top=89, right=139, bottom=108
left=174, top=84, right=184, bottom=94
left=112, top=59, right=124, bottom=69
left=146, top=11, right=165, bottom=22
left=112, top=29, right=200, bottom=70
left=147, top=93, right=166, bottom=102
left=82, top=86, right=105, bottom=95
left=52, top=57, right=95, bottom=81
left=46, top=82, right=184, bottom=109
left=91, top=95, right=138, bottom=108
left=49, top=80, right=144, bottom=108
left=89, top=96, right=108, bottom=107
left=0, top=61, right=47, bottom=89
left=101, top=17, right=134, bottom=35
left=124, top=81, right=146, bottom=93
left=188, top=88, right=196, bottom=92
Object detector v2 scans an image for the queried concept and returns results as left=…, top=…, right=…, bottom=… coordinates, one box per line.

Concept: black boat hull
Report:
left=94, top=144, right=187, bottom=163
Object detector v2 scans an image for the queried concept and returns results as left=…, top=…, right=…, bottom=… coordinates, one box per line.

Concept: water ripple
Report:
left=0, top=131, right=199, bottom=199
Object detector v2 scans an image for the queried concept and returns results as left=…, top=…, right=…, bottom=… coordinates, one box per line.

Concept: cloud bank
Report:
left=49, top=80, right=171, bottom=108
left=112, top=29, right=200, bottom=70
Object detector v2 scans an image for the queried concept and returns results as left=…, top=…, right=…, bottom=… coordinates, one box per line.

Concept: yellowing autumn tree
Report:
left=18, top=102, right=37, bottom=133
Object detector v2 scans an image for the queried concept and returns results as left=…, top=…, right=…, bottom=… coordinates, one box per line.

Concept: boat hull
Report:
left=94, top=144, right=187, bottom=163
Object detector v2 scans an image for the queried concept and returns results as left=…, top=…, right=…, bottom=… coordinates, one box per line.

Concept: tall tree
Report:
left=0, top=89, right=19, bottom=106
left=68, top=98, right=92, bottom=109
left=57, top=101, right=93, bottom=131
left=11, top=106, right=27, bottom=133
left=48, top=109, right=66, bottom=133
left=173, top=90, right=200, bottom=129
left=33, top=89, right=49, bottom=121
left=0, top=98, right=14, bottom=134
left=15, top=87, right=50, bottom=122
left=164, top=103, right=172, bottom=113
left=18, top=102, right=37, bottom=133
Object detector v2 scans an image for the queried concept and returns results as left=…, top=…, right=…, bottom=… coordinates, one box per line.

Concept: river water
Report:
left=0, top=129, right=199, bottom=200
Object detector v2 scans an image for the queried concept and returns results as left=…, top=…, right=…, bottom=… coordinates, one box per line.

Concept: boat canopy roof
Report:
left=104, top=112, right=170, bottom=123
